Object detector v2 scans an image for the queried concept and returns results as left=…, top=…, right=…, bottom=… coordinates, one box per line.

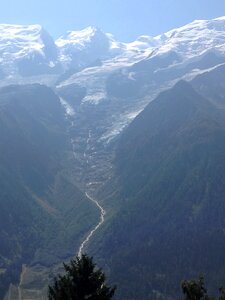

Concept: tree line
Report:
left=48, top=254, right=225, bottom=300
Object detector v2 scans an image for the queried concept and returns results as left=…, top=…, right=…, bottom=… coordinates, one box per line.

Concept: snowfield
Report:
left=1, top=17, right=225, bottom=143
left=1, top=16, right=225, bottom=78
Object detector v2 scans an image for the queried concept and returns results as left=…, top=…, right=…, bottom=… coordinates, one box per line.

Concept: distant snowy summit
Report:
left=55, top=26, right=158, bottom=66
left=56, top=26, right=123, bottom=68
left=1, top=16, right=225, bottom=80
left=0, top=24, right=59, bottom=78
left=55, top=16, right=225, bottom=64
left=152, top=16, right=225, bottom=59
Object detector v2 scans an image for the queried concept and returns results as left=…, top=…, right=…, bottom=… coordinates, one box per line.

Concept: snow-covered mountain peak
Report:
left=56, top=26, right=108, bottom=48
left=1, top=16, right=225, bottom=84
left=0, top=24, right=46, bottom=56
left=56, top=26, right=122, bottom=69
left=0, top=23, right=42, bottom=34
left=149, top=16, right=225, bottom=60
left=0, top=23, right=59, bottom=78
left=125, top=35, right=159, bottom=52
left=213, top=16, right=225, bottom=21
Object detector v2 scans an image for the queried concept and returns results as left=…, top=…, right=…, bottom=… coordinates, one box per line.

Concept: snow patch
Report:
left=82, top=91, right=106, bottom=105
left=100, top=108, right=143, bottom=143
left=60, top=97, right=75, bottom=116
left=56, top=26, right=99, bottom=48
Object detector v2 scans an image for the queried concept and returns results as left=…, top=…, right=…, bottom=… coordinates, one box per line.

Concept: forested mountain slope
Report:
left=91, top=80, right=225, bottom=300
left=2, top=16, right=225, bottom=300
left=0, top=84, right=98, bottom=299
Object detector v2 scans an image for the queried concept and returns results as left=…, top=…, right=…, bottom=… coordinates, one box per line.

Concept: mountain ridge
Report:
left=90, top=78, right=225, bottom=299
left=2, top=16, right=225, bottom=300
left=1, top=15, right=225, bottom=80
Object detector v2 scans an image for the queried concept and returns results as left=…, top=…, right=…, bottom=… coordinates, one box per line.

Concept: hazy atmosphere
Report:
left=2, top=1, right=225, bottom=299
left=1, top=0, right=225, bottom=40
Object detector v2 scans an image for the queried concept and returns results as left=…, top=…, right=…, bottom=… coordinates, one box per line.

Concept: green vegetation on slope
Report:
left=0, top=84, right=99, bottom=298
left=90, top=80, right=225, bottom=299
left=48, top=254, right=116, bottom=300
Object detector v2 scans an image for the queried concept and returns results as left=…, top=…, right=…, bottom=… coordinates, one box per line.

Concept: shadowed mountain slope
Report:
left=0, top=84, right=98, bottom=298
left=91, top=80, right=225, bottom=300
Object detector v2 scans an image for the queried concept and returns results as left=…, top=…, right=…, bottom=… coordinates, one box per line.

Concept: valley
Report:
left=78, top=192, right=106, bottom=258
left=68, top=108, right=107, bottom=258
left=1, top=16, right=225, bottom=300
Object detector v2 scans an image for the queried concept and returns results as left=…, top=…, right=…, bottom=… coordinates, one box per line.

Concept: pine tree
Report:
left=181, top=275, right=211, bottom=300
left=181, top=275, right=225, bottom=300
left=48, top=254, right=116, bottom=300
left=219, top=288, right=225, bottom=300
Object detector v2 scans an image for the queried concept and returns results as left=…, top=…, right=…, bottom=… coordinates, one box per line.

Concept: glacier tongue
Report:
left=56, top=16, right=225, bottom=146
left=1, top=17, right=225, bottom=189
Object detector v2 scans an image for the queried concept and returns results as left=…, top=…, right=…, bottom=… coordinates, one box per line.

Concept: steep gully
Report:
left=64, top=100, right=107, bottom=257
left=78, top=192, right=106, bottom=257
left=75, top=130, right=106, bottom=257
left=8, top=99, right=108, bottom=299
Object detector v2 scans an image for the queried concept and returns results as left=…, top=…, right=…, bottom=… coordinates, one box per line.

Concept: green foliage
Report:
left=0, top=84, right=99, bottom=296
left=182, top=276, right=213, bottom=300
left=48, top=254, right=116, bottom=300
left=181, top=276, right=225, bottom=300
left=219, top=288, right=225, bottom=300
left=92, top=80, right=225, bottom=299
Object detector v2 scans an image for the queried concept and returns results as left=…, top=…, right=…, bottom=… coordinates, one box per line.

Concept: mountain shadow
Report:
left=91, top=80, right=225, bottom=300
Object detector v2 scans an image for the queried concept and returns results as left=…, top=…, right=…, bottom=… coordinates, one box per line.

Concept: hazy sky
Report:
left=1, top=0, right=225, bottom=41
